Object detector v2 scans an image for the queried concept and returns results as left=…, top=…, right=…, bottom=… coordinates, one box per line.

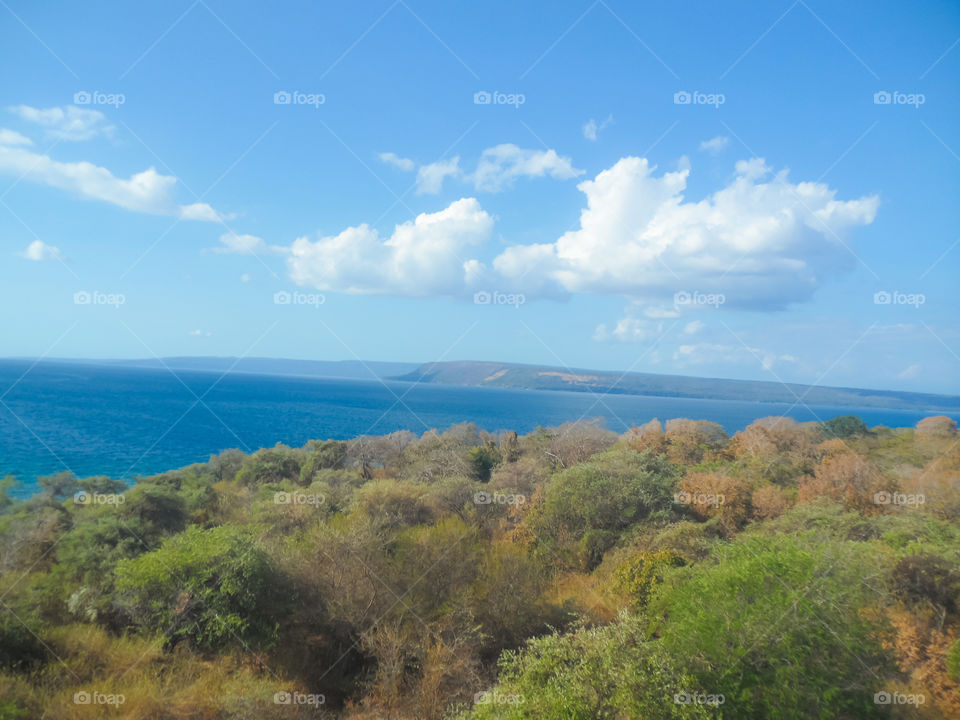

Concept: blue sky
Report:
left=1, top=0, right=958, bottom=393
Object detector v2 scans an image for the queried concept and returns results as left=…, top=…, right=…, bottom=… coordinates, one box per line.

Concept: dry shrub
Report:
left=797, top=451, right=890, bottom=513
left=751, top=484, right=793, bottom=520
left=677, top=472, right=751, bottom=529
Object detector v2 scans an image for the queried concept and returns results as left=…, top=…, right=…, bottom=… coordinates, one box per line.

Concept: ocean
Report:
left=1, top=359, right=955, bottom=498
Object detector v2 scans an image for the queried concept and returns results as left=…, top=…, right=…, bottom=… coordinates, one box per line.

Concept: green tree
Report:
left=115, top=525, right=282, bottom=651
left=820, top=415, right=870, bottom=439
left=652, top=532, right=891, bottom=719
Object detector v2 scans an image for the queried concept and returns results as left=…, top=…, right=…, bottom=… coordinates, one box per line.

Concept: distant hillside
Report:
left=49, top=357, right=420, bottom=381
left=393, top=361, right=960, bottom=411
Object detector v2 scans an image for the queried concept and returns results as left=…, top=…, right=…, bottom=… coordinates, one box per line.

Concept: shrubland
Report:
left=0, top=416, right=957, bottom=719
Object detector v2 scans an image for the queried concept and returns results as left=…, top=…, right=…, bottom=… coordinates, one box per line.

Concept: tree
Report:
left=653, top=533, right=891, bottom=719
left=529, top=449, right=677, bottom=569
left=115, top=526, right=282, bottom=651
left=235, top=444, right=300, bottom=486
left=819, top=415, right=870, bottom=439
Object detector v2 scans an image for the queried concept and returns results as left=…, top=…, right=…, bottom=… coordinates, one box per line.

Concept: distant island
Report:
left=25, top=356, right=960, bottom=411
left=393, top=360, right=960, bottom=411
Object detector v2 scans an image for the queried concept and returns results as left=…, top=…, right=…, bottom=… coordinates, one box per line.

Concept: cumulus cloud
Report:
left=0, top=144, right=221, bottom=220
left=684, top=320, right=705, bottom=335
left=18, top=240, right=63, bottom=261
left=416, top=157, right=461, bottom=194
left=583, top=114, right=613, bottom=141
left=9, top=105, right=112, bottom=141
left=472, top=144, right=583, bottom=192
left=379, top=152, right=415, bottom=171
left=412, top=145, right=582, bottom=194
left=490, top=157, right=878, bottom=308
left=0, top=128, right=32, bottom=146
left=287, top=198, right=493, bottom=296
left=212, top=232, right=287, bottom=255
left=699, top=135, right=729, bottom=154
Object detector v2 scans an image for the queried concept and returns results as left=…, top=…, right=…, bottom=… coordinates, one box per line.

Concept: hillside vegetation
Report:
left=1, top=414, right=958, bottom=718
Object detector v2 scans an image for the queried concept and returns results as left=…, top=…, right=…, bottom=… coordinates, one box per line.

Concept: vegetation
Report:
left=0, top=416, right=958, bottom=718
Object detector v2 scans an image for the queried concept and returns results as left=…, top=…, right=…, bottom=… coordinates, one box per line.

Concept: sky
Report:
left=1, top=0, right=958, bottom=394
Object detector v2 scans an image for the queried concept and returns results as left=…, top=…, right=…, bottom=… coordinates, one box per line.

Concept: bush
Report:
left=115, top=525, right=282, bottom=651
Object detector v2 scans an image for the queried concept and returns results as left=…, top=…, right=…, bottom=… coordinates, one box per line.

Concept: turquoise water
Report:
left=1, top=360, right=954, bottom=498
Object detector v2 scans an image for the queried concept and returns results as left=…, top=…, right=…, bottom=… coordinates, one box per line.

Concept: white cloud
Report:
left=699, top=135, right=729, bottom=154
left=413, top=145, right=582, bottom=194
left=379, top=152, right=415, bottom=171
left=0, top=144, right=220, bottom=220
left=583, top=115, right=613, bottom=141
left=684, top=320, right=705, bottom=335
left=593, top=316, right=648, bottom=342
left=416, top=157, right=461, bottom=194
left=18, top=240, right=63, bottom=261
left=673, top=342, right=799, bottom=371
left=212, top=232, right=287, bottom=255
left=898, top=363, right=920, bottom=379
left=0, top=128, right=32, bottom=146
left=9, top=105, right=112, bottom=141
left=188, top=329, right=212, bottom=337
left=240, top=273, right=251, bottom=283
left=471, top=144, right=583, bottom=192
left=287, top=197, right=493, bottom=296
left=179, top=203, right=221, bottom=222
left=490, top=157, right=878, bottom=308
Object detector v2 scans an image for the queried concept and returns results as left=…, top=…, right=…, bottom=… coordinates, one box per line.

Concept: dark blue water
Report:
left=1, top=360, right=955, bottom=498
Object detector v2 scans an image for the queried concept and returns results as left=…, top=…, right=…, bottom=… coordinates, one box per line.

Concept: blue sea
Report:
left=1, top=359, right=955, bottom=498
